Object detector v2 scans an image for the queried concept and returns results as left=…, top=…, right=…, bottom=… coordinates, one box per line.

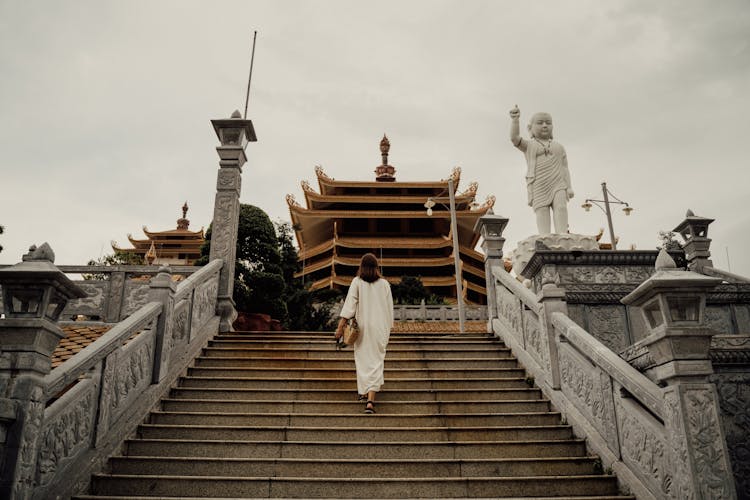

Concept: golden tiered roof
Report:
left=287, top=138, right=495, bottom=304
left=112, top=202, right=205, bottom=265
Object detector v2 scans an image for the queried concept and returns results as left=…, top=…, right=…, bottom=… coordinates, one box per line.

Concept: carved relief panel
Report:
left=613, top=391, right=671, bottom=497
left=585, top=305, right=630, bottom=352
left=559, top=342, right=619, bottom=452
left=710, top=372, right=750, bottom=499
left=37, top=381, right=97, bottom=488
left=61, top=281, right=107, bottom=318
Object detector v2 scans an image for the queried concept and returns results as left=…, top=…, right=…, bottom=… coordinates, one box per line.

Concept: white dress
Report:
left=339, top=277, right=394, bottom=395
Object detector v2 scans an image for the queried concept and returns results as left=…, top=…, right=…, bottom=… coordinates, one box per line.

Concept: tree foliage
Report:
left=657, top=231, right=682, bottom=252
left=391, top=276, right=445, bottom=305
left=83, top=251, right=144, bottom=280
left=199, top=204, right=288, bottom=322
left=276, top=221, right=337, bottom=331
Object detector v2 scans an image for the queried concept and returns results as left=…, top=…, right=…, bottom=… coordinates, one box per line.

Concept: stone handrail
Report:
left=53, top=265, right=198, bottom=323
left=25, top=260, right=223, bottom=500
left=175, top=259, right=222, bottom=302
left=43, top=301, right=162, bottom=399
left=488, top=262, right=737, bottom=499
left=702, top=265, right=750, bottom=283
left=551, top=312, right=664, bottom=417
left=492, top=265, right=542, bottom=314
left=392, top=304, right=488, bottom=322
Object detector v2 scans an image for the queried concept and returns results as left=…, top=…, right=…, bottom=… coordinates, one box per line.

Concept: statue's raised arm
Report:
left=509, top=106, right=573, bottom=235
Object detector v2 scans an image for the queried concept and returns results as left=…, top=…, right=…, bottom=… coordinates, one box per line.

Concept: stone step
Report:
left=89, top=474, right=620, bottom=498
left=201, top=347, right=514, bottom=359
left=178, top=376, right=530, bottom=390
left=193, top=356, right=519, bottom=369
left=77, top=496, right=635, bottom=500
left=168, top=387, right=543, bottom=402
left=210, top=339, right=504, bottom=348
left=159, top=399, right=553, bottom=414
left=187, top=366, right=528, bottom=379
left=135, top=424, right=574, bottom=442
left=219, top=331, right=495, bottom=340
left=148, top=410, right=563, bottom=427
left=107, top=455, right=602, bottom=478
left=123, top=438, right=588, bottom=460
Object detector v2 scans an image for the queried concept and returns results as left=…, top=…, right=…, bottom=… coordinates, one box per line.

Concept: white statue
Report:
left=509, top=105, right=574, bottom=234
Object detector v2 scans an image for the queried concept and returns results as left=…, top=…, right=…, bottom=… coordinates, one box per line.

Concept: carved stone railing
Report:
left=0, top=265, right=199, bottom=323
left=25, top=260, right=222, bottom=500
left=393, top=304, right=488, bottom=322
left=489, top=264, right=737, bottom=499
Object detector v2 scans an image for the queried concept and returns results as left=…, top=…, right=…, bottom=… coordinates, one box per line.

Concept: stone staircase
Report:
left=75, top=330, right=634, bottom=499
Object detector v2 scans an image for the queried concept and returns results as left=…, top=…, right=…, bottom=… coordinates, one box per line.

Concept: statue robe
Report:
left=518, top=139, right=571, bottom=209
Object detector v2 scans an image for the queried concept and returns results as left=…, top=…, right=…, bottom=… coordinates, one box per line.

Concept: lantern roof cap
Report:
left=0, top=243, right=86, bottom=299
left=621, top=249, right=721, bottom=306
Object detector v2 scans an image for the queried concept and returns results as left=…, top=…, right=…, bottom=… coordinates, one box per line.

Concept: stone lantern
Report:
left=673, top=209, right=714, bottom=271
left=620, top=248, right=737, bottom=498
left=621, top=248, right=721, bottom=383
left=0, top=243, right=85, bottom=323
left=0, top=243, right=85, bottom=497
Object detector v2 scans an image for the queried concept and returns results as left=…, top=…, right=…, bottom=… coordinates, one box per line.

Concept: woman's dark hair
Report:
left=357, top=253, right=382, bottom=283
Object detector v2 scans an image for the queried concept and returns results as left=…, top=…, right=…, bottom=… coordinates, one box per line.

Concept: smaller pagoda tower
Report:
left=112, top=202, right=205, bottom=265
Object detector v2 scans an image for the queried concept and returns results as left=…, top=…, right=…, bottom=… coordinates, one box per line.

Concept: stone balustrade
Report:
left=0, top=260, right=222, bottom=499
left=488, top=259, right=740, bottom=499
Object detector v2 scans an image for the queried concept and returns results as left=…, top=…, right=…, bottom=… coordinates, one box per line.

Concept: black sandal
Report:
left=364, top=401, right=375, bottom=414
left=358, top=394, right=367, bottom=402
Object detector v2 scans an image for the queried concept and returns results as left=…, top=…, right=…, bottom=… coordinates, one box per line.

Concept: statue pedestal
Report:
left=511, top=240, right=687, bottom=353
left=511, top=234, right=599, bottom=278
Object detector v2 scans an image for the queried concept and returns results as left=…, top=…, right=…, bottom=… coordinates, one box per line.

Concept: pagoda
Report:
left=287, top=136, right=495, bottom=304
left=112, top=202, right=205, bottom=265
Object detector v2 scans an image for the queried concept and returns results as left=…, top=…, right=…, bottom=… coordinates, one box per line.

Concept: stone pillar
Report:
left=537, top=282, right=566, bottom=390
left=0, top=244, right=85, bottom=499
left=622, top=249, right=737, bottom=499
left=673, top=209, right=714, bottom=272
left=208, top=111, right=256, bottom=332
left=148, top=266, right=175, bottom=383
left=474, top=214, right=509, bottom=333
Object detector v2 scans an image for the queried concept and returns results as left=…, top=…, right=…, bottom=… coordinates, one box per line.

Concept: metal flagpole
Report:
left=243, top=31, right=258, bottom=119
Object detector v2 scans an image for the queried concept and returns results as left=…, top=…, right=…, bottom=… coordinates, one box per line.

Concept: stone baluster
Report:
left=0, top=244, right=85, bottom=499
left=208, top=111, right=256, bottom=332
left=622, top=249, right=737, bottom=499
left=537, top=280, right=566, bottom=390
left=148, top=266, right=175, bottom=383
left=474, top=214, right=509, bottom=333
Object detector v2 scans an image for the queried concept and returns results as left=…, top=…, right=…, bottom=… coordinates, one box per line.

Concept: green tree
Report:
left=392, top=276, right=429, bottom=305
left=391, top=275, right=445, bottom=305
left=657, top=231, right=682, bottom=252
left=275, top=221, right=337, bottom=331
left=199, top=204, right=287, bottom=322
left=83, top=251, right=144, bottom=280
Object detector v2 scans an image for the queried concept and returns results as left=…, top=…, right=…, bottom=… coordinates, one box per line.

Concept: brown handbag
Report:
left=342, top=318, right=360, bottom=345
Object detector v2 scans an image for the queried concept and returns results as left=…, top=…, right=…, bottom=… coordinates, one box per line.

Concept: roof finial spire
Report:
left=380, top=134, right=390, bottom=166
left=177, top=201, right=190, bottom=230
left=375, top=134, right=396, bottom=182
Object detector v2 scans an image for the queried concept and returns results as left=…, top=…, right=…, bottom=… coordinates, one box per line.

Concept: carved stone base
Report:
left=511, top=234, right=599, bottom=278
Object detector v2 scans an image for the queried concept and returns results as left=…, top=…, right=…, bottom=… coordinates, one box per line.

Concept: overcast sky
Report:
left=1, top=1, right=749, bottom=277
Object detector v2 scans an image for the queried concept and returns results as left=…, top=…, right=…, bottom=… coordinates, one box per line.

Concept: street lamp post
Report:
left=581, top=182, right=633, bottom=250
left=425, top=177, right=466, bottom=333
